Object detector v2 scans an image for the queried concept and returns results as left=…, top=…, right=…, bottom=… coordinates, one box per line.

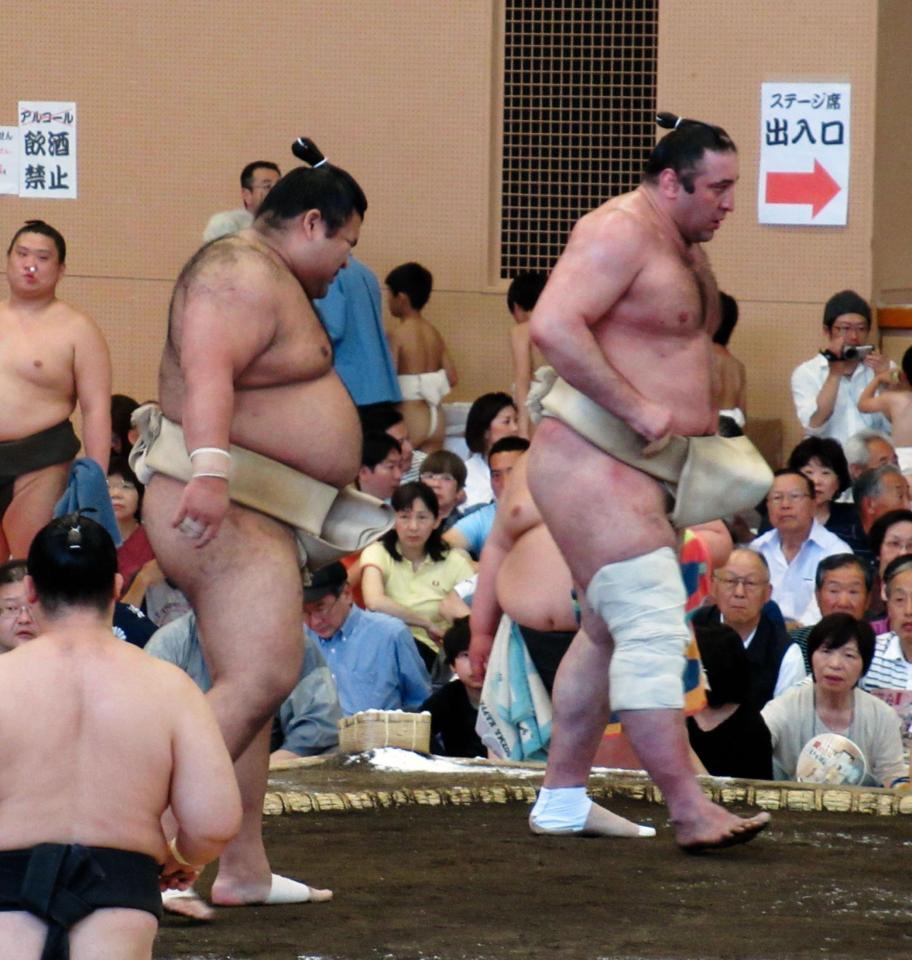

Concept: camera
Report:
left=821, top=344, right=875, bottom=362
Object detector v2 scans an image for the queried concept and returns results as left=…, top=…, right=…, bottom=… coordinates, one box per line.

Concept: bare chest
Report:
left=0, top=310, right=75, bottom=390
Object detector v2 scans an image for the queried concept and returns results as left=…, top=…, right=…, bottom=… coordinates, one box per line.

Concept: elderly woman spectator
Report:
left=865, top=508, right=912, bottom=628
left=861, top=554, right=912, bottom=691
left=462, top=392, right=520, bottom=508
left=762, top=614, right=909, bottom=788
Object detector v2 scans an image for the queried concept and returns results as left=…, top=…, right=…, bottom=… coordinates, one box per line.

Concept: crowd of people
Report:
left=5, top=121, right=912, bottom=955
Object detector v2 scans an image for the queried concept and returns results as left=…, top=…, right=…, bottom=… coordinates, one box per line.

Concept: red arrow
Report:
left=765, top=160, right=841, bottom=217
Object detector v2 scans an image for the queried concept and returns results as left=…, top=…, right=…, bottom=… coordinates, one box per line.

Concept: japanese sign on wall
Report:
left=758, top=82, right=850, bottom=226
left=17, top=101, right=77, bottom=199
left=0, top=127, right=17, bottom=195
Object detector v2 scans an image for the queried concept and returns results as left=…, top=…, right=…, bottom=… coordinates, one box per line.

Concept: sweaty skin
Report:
left=143, top=208, right=359, bottom=907
left=526, top=151, right=769, bottom=850
left=711, top=343, right=746, bottom=416
left=0, top=232, right=112, bottom=558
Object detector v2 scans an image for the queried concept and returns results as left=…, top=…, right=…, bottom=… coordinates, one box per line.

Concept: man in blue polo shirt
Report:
left=304, top=561, right=431, bottom=715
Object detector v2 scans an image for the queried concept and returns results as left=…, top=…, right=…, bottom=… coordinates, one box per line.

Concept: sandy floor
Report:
left=153, top=756, right=912, bottom=960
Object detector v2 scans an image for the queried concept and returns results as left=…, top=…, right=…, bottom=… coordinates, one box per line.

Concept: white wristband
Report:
left=192, top=471, right=229, bottom=481
left=189, top=447, right=231, bottom=460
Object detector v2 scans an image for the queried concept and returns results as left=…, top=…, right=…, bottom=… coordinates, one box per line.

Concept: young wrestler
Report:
left=858, top=345, right=912, bottom=476
left=0, top=514, right=240, bottom=958
left=385, top=262, right=458, bottom=453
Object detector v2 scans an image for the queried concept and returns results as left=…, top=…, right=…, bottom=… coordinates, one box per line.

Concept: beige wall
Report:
left=1, top=1, right=906, bottom=455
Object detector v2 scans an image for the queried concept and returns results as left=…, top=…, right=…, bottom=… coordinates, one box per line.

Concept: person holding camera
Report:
left=791, top=290, right=892, bottom=445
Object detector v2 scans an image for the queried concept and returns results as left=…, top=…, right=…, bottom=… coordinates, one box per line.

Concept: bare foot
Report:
left=530, top=801, right=656, bottom=838
left=161, top=887, right=216, bottom=921
left=674, top=800, right=770, bottom=853
left=211, top=872, right=333, bottom=906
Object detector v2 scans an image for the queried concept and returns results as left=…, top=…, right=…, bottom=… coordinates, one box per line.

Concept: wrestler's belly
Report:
left=166, top=373, right=361, bottom=488
left=0, top=386, right=74, bottom=442
left=497, top=528, right=577, bottom=633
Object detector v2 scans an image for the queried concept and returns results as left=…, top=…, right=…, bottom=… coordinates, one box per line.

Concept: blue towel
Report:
left=54, top=458, right=122, bottom=547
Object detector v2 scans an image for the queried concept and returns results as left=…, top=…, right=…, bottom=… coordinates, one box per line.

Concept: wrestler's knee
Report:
left=584, top=546, right=688, bottom=711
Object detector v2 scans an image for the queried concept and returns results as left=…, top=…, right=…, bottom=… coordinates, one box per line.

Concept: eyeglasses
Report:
left=0, top=600, right=32, bottom=619
left=107, top=479, right=136, bottom=491
left=831, top=323, right=868, bottom=336
left=768, top=492, right=811, bottom=505
left=713, top=574, right=769, bottom=592
left=304, top=592, right=343, bottom=620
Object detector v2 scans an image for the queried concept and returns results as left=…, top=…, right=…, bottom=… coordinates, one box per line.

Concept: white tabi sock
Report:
left=529, top=786, right=592, bottom=832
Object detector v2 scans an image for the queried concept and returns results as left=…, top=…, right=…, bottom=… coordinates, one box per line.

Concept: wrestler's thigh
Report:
left=142, top=475, right=304, bottom=683
left=0, top=911, right=46, bottom=956
left=70, top=908, right=157, bottom=959
left=4, top=462, right=70, bottom=558
left=527, top=419, right=675, bottom=586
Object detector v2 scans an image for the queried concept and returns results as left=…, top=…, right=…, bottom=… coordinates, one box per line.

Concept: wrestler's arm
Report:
left=735, top=356, right=747, bottom=417
left=529, top=210, right=670, bottom=441
left=173, top=265, right=275, bottom=545
left=72, top=314, right=112, bottom=473
left=441, top=339, right=458, bottom=390
left=166, top=669, right=242, bottom=870
left=858, top=371, right=894, bottom=414
left=511, top=323, right=532, bottom=437
left=468, top=514, right=513, bottom=682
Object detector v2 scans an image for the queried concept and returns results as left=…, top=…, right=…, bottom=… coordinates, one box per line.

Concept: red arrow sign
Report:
left=765, top=160, right=841, bottom=217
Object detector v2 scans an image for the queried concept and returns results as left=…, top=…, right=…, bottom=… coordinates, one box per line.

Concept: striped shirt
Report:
left=861, top=632, right=912, bottom=692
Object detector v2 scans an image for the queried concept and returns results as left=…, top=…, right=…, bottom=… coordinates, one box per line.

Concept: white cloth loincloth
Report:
left=398, top=370, right=451, bottom=436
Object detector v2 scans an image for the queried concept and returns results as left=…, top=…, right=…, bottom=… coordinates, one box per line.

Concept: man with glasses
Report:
left=691, top=548, right=805, bottom=709
left=791, top=290, right=892, bottom=444
left=751, top=470, right=852, bottom=624
left=203, top=161, right=281, bottom=242
left=0, top=561, right=37, bottom=652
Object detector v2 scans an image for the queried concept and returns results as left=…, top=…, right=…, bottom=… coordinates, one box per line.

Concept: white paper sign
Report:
left=758, top=82, right=850, bottom=226
left=0, top=127, right=18, bottom=195
left=17, top=101, right=77, bottom=199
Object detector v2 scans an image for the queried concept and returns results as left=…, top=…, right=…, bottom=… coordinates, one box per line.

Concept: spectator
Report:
left=762, top=614, right=909, bottom=788
left=853, top=464, right=910, bottom=535
left=419, top=449, right=468, bottom=531
left=507, top=271, right=548, bottom=437
left=711, top=290, right=747, bottom=428
left=110, top=393, right=139, bottom=458
left=690, top=547, right=806, bottom=709
left=786, top=436, right=864, bottom=553
left=790, top=553, right=872, bottom=671
left=108, top=454, right=154, bottom=593
left=202, top=160, right=280, bottom=241
left=751, top=470, right=852, bottom=624
left=358, top=402, right=426, bottom=483
left=462, top=392, right=520, bottom=508
left=861, top=554, right=912, bottom=691
left=386, top=262, right=457, bottom=453
left=361, top=482, right=475, bottom=670
left=687, top=623, right=772, bottom=780
left=844, top=429, right=898, bottom=482
left=421, top=618, right=485, bottom=758
left=0, top=560, right=37, bottom=652
left=866, top=508, right=912, bottom=628
left=356, top=433, right=402, bottom=502
left=790, top=290, right=892, bottom=445
left=302, top=561, right=430, bottom=715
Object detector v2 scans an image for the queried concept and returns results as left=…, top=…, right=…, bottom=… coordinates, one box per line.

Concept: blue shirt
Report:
left=309, top=605, right=431, bottom=715
left=452, top=502, right=496, bottom=558
left=315, top=256, right=401, bottom=405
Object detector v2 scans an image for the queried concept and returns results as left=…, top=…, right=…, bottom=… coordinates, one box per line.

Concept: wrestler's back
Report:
left=394, top=317, right=446, bottom=375
left=160, top=239, right=361, bottom=487
left=0, top=635, right=189, bottom=860
left=0, top=301, right=87, bottom=441
left=711, top=344, right=746, bottom=412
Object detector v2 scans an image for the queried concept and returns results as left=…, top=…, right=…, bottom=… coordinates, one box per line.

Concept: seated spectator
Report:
left=866, top=508, right=912, bottom=627
left=358, top=402, right=426, bottom=483
left=854, top=464, right=910, bottom=537
left=445, top=437, right=530, bottom=558
left=711, top=291, right=747, bottom=428
left=203, top=160, right=280, bottom=241
left=0, top=560, right=37, bottom=652
left=146, top=608, right=341, bottom=763
left=844, top=429, right=898, bottom=483
left=110, top=393, right=139, bottom=457
left=691, top=548, right=806, bottom=709
left=787, top=436, right=865, bottom=553
left=687, top=623, right=772, bottom=780
left=462, top=392, right=520, bottom=508
left=861, top=554, right=912, bottom=692
left=858, top=345, right=912, bottom=477
left=762, top=614, right=909, bottom=788
left=790, top=289, right=891, bottom=445
left=421, top=618, right=485, bottom=758
left=506, top=271, right=548, bottom=437
left=361, top=482, right=475, bottom=670
left=790, top=554, right=872, bottom=672
left=302, top=561, right=430, bottom=715
left=108, top=455, right=155, bottom=593
left=385, top=262, right=457, bottom=453
left=751, top=470, right=852, bottom=624
left=356, top=432, right=402, bottom=501
left=419, top=449, right=468, bottom=531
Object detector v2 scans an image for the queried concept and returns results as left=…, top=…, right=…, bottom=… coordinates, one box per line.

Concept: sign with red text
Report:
left=758, top=82, right=849, bottom=226
left=17, top=101, right=77, bottom=199
left=0, top=127, right=17, bottom=195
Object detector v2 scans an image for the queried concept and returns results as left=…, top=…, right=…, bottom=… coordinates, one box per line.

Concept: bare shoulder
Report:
left=177, top=235, right=283, bottom=302
left=564, top=203, right=652, bottom=267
